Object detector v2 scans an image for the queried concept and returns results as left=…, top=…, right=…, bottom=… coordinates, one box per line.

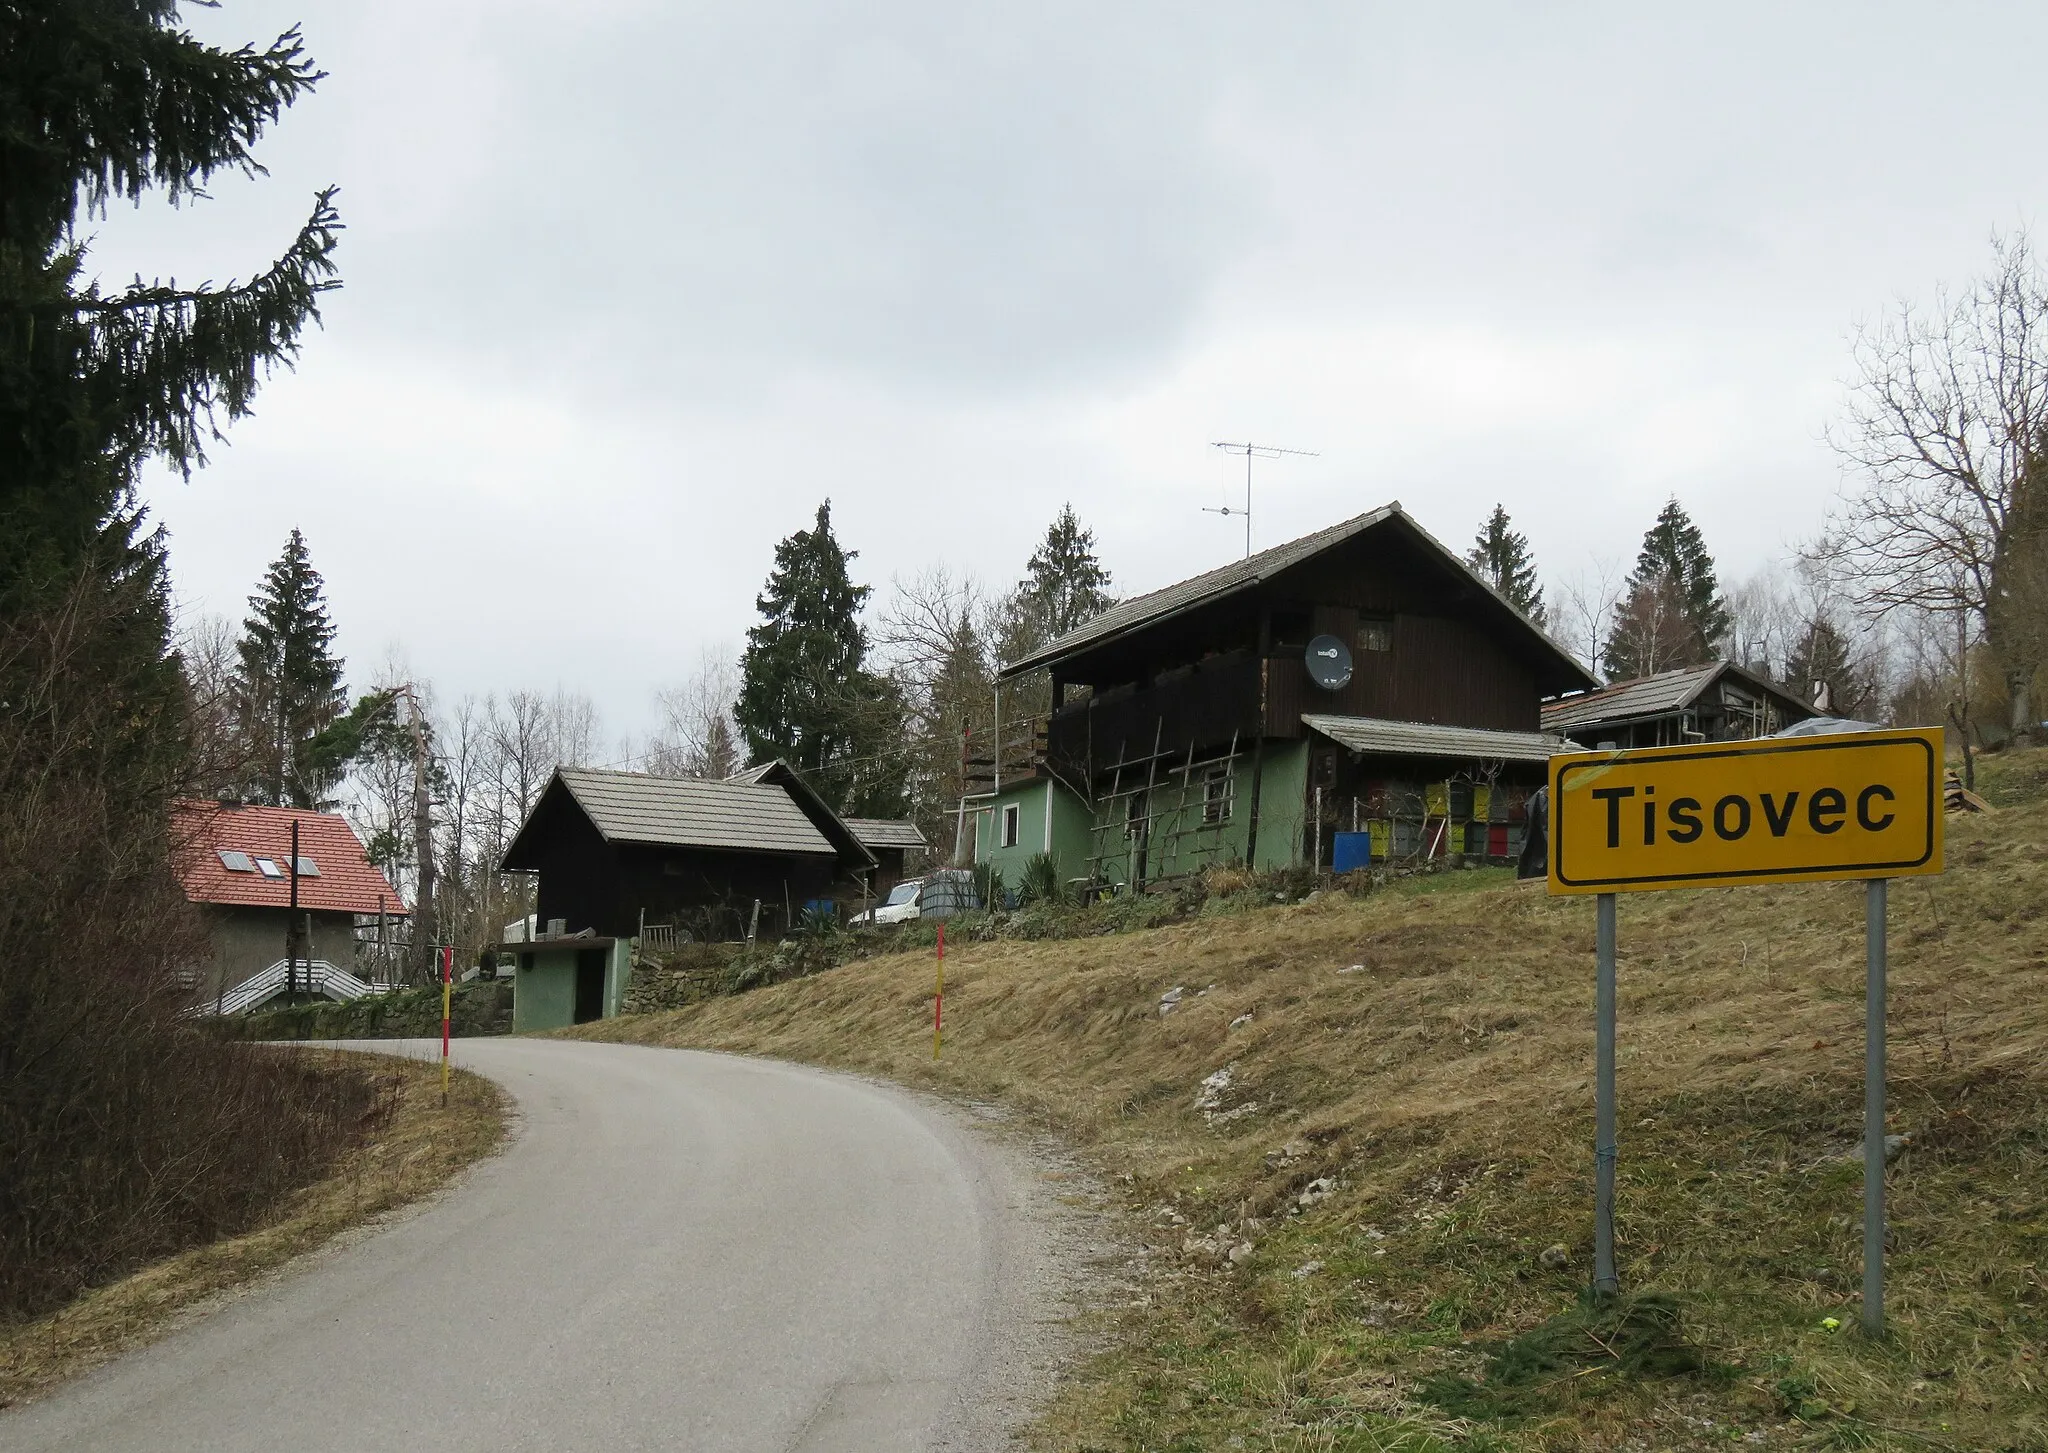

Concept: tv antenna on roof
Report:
left=1207, top=441, right=1318, bottom=558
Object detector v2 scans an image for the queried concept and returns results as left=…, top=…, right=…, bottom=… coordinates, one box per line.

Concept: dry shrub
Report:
left=0, top=574, right=374, bottom=1322
left=1204, top=865, right=1255, bottom=896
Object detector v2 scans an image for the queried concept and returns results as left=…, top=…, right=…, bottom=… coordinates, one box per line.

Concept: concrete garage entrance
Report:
left=574, top=948, right=607, bottom=1025
left=502, top=936, right=633, bottom=1032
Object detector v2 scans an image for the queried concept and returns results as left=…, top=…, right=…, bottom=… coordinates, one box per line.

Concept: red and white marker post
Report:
left=932, top=923, right=945, bottom=1060
left=440, top=944, right=453, bottom=1105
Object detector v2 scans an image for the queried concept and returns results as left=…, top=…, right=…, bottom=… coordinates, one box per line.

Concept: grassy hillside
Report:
left=575, top=751, right=2048, bottom=1451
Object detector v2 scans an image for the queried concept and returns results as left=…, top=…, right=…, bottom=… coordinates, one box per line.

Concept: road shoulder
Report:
left=0, top=1048, right=506, bottom=1410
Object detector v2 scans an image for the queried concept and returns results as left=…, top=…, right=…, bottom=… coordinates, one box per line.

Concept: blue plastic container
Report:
left=1331, top=831, right=1372, bottom=874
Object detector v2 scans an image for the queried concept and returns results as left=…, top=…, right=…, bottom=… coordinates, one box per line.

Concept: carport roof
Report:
left=1302, top=714, right=1567, bottom=764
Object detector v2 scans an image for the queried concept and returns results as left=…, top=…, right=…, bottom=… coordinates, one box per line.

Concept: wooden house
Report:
left=171, top=800, right=406, bottom=1011
left=499, top=767, right=871, bottom=944
left=974, top=503, right=1597, bottom=886
left=1542, top=662, right=1815, bottom=749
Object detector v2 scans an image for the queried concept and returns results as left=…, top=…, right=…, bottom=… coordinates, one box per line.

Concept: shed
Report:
left=170, top=800, right=406, bottom=1010
left=499, top=767, right=848, bottom=942
left=1543, top=662, right=1815, bottom=749
left=496, top=935, right=634, bottom=1031
left=842, top=817, right=928, bottom=890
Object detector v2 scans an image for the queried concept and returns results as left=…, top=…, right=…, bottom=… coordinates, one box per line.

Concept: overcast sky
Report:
left=96, top=1, right=2048, bottom=742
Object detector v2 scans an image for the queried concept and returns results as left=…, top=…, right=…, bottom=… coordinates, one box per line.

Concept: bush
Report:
left=0, top=576, right=377, bottom=1321
left=218, top=980, right=513, bottom=1041
left=1017, top=851, right=1066, bottom=905
left=971, top=860, right=1003, bottom=911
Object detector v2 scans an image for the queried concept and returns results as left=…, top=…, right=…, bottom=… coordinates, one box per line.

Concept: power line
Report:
left=1206, top=441, right=1319, bottom=558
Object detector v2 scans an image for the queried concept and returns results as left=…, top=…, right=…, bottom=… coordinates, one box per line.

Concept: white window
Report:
left=1000, top=803, right=1020, bottom=848
left=254, top=857, right=284, bottom=878
left=1203, top=768, right=1234, bottom=824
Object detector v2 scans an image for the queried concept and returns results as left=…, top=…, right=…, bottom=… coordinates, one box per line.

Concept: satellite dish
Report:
left=1305, top=633, right=1353, bottom=690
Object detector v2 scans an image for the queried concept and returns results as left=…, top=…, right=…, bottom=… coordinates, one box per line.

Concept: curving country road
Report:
left=3, top=1039, right=1068, bottom=1453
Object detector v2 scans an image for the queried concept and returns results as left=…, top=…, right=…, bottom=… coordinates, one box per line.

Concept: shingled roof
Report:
left=843, top=817, right=928, bottom=850
left=1541, top=661, right=1810, bottom=734
left=172, top=801, right=407, bottom=916
left=999, top=503, right=1594, bottom=691
left=502, top=767, right=837, bottom=869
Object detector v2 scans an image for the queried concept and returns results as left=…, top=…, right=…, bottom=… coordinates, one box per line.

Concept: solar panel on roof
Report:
left=218, top=850, right=255, bottom=873
left=295, top=856, right=320, bottom=876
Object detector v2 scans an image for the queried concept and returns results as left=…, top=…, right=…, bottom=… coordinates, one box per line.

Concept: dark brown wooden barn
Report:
left=500, top=767, right=869, bottom=942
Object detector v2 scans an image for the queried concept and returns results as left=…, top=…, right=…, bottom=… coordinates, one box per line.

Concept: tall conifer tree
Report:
left=1604, top=499, right=1729, bottom=677
left=735, top=501, right=905, bottom=815
left=1, top=7, right=339, bottom=607
left=1019, top=504, right=1114, bottom=642
left=1465, top=504, right=1545, bottom=621
left=234, top=529, right=345, bottom=806
left=0, top=3, right=340, bottom=810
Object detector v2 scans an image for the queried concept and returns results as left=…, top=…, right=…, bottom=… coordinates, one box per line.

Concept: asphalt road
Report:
left=4, top=1039, right=1063, bottom=1452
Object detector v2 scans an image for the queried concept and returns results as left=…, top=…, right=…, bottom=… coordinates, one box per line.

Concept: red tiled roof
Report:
left=171, top=801, right=409, bottom=916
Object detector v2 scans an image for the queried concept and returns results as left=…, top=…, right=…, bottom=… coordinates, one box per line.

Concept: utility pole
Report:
left=287, top=817, right=301, bottom=1003
left=407, top=688, right=437, bottom=985
left=1207, top=441, right=1318, bottom=558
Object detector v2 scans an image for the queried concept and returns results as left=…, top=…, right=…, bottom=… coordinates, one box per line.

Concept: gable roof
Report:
left=503, top=768, right=837, bottom=866
left=843, top=817, right=928, bottom=850
left=1541, top=661, right=1813, bottom=734
left=999, top=503, right=1596, bottom=691
left=172, top=801, right=407, bottom=916
left=724, top=759, right=878, bottom=868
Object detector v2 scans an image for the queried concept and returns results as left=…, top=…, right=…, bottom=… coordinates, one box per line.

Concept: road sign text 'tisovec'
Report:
left=1549, top=729, right=1944, bottom=894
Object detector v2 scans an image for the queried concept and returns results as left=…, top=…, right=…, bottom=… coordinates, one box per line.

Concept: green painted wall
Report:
left=1249, top=740, right=1309, bottom=871
left=512, top=939, right=634, bottom=1032
left=973, top=742, right=1312, bottom=891
left=972, top=778, right=1094, bottom=893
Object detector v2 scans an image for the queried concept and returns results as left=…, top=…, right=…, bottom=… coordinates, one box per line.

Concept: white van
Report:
left=850, top=870, right=979, bottom=925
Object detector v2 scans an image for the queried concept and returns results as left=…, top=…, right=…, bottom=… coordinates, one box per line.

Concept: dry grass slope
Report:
left=575, top=750, right=2048, bottom=1451
left=0, top=1051, right=505, bottom=1409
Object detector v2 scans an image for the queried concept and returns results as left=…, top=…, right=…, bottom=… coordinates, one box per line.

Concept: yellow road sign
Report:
left=1549, top=728, right=1944, bottom=894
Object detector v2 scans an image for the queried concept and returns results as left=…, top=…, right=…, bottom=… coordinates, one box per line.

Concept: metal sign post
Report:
left=1548, top=729, right=1941, bottom=1330
left=1594, top=892, right=1618, bottom=1295
left=1864, top=878, right=1886, bottom=1336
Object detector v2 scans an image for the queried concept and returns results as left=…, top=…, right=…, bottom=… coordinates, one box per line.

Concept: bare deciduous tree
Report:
left=646, top=649, right=742, bottom=780
left=1829, top=229, right=2048, bottom=745
left=1604, top=574, right=1704, bottom=681
left=1547, top=557, right=1625, bottom=679
left=875, top=566, right=998, bottom=863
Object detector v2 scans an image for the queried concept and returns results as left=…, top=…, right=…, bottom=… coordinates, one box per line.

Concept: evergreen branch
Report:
left=0, top=9, right=322, bottom=245
left=73, top=187, right=342, bottom=474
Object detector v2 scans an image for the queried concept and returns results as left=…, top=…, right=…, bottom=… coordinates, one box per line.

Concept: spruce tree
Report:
left=235, top=529, right=346, bottom=806
left=1633, top=500, right=1729, bottom=646
left=0, top=3, right=339, bottom=817
left=1785, top=617, right=1879, bottom=719
left=735, top=501, right=906, bottom=815
left=1466, top=504, right=1545, bottom=622
left=1, top=7, right=339, bottom=606
left=1018, top=504, right=1114, bottom=642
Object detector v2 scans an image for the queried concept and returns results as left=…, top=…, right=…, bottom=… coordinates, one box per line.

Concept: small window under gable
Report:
left=254, top=857, right=284, bottom=878
left=1356, top=617, right=1393, bottom=653
left=218, top=850, right=255, bottom=873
